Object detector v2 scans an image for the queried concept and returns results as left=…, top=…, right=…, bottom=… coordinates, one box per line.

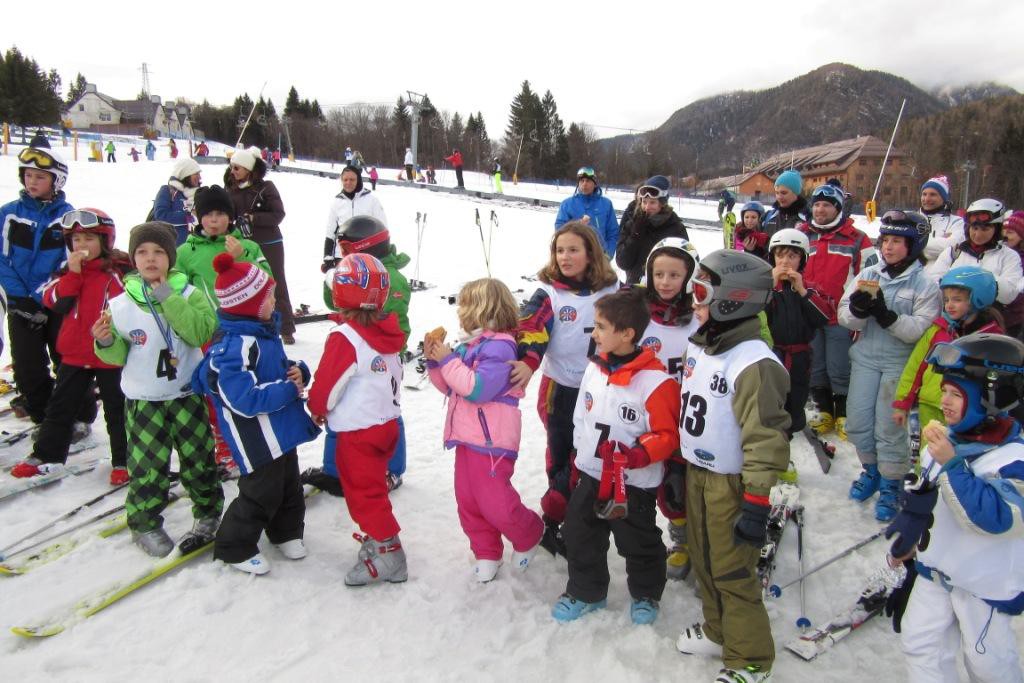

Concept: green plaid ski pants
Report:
left=125, top=394, right=224, bottom=532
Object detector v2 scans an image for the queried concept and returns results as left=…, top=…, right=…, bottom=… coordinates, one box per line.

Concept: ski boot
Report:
left=666, top=518, right=691, bottom=581
left=274, top=539, right=307, bottom=560
left=676, top=623, right=724, bottom=657
left=808, top=387, right=835, bottom=436
left=551, top=593, right=606, bottom=623
left=715, top=665, right=772, bottom=682
left=849, top=464, right=881, bottom=501
left=386, top=472, right=403, bottom=492
left=511, top=528, right=544, bottom=571
left=344, top=533, right=407, bottom=586
left=133, top=527, right=174, bottom=558
left=875, top=478, right=902, bottom=522
left=109, top=466, right=129, bottom=486
left=778, top=460, right=799, bottom=484
left=808, top=412, right=834, bottom=436
left=474, top=559, right=501, bottom=583
left=231, top=553, right=271, bottom=575
left=178, top=516, right=220, bottom=553
left=630, top=598, right=659, bottom=625
left=539, top=517, right=566, bottom=558
left=833, top=394, right=848, bottom=441
left=300, top=466, right=344, bottom=497
left=70, top=421, right=92, bottom=444
left=10, top=457, right=63, bottom=478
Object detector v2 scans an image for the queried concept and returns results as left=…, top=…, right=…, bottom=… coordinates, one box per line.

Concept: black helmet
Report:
left=336, top=215, right=390, bottom=258
left=927, top=332, right=1024, bottom=429
left=879, top=210, right=930, bottom=261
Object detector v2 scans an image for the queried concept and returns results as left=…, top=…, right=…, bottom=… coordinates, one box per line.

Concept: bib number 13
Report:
left=679, top=391, right=707, bottom=437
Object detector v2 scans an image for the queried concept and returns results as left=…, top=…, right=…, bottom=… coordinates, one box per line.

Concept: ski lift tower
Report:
left=404, top=90, right=426, bottom=168
left=140, top=63, right=152, bottom=99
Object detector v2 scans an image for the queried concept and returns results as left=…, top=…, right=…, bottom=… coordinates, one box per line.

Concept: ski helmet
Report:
left=644, top=237, right=700, bottom=294
left=18, top=147, right=68, bottom=193
left=336, top=215, right=390, bottom=258
left=691, top=249, right=773, bottom=322
left=60, top=208, right=116, bottom=253
left=739, top=201, right=766, bottom=222
left=810, top=184, right=844, bottom=212
left=878, top=209, right=930, bottom=262
left=331, top=253, right=390, bottom=312
left=938, top=266, right=998, bottom=314
left=927, top=332, right=1024, bottom=432
left=965, top=198, right=1006, bottom=241
left=768, top=228, right=810, bottom=268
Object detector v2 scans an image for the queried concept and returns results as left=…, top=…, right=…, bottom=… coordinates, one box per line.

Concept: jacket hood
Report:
left=381, top=245, right=411, bottom=270
left=690, top=316, right=762, bottom=355
left=19, top=188, right=68, bottom=210
left=216, top=311, right=281, bottom=338
left=592, top=346, right=665, bottom=385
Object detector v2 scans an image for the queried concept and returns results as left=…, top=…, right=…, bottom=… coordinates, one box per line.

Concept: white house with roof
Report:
left=65, top=84, right=197, bottom=139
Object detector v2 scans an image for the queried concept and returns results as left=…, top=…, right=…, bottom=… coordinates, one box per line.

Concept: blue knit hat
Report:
left=775, top=170, right=803, bottom=195
left=921, top=175, right=950, bottom=204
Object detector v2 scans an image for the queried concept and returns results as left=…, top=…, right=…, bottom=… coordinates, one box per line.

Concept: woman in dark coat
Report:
left=615, top=175, right=690, bottom=284
left=224, top=148, right=296, bottom=341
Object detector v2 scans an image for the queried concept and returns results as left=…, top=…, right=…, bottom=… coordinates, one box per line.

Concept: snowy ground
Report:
left=0, top=139, right=1016, bottom=681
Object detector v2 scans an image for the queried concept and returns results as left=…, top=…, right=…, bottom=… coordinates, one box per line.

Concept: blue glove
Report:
left=885, top=477, right=938, bottom=558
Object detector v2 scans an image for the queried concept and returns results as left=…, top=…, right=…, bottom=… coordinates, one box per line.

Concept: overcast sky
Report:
left=5, top=0, right=1022, bottom=143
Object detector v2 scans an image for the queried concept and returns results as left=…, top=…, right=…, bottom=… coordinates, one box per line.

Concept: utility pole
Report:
left=140, top=63, right=152, bottom=99
left=960, top=160, right=976, bottom=207
left=404, top=90, right=426, bottom=168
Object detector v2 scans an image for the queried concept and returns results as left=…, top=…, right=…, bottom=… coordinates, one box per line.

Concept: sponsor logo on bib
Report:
left=370, top=356, right=388, bottom=373
left=558, top=306, right=578, bottom=323
left=694, top=448, right=715, bottom=463
left=683, top=356, right=697, bottom=379
left=129, top=329, right=147, bottom=346
left=640, top=336, right=662, bottom=354
left=584, top=392, right=593, bottom=411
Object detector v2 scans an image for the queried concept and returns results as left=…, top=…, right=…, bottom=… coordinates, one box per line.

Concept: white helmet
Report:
left=645, top=237, right=700, bottom=294
left=768, top=228, right=810, bottom=267
left=18, top=147, right=68, bottom=193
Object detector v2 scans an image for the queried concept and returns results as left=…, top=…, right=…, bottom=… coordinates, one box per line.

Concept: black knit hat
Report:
left=194, top=185, right=235, bottom=221
left=128, top=222, right=178, bottom=269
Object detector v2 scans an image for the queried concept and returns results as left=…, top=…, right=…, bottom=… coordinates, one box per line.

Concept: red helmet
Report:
left=332, top=253, right=390, bottom=311
left=60, top=208, right=116, bottom=252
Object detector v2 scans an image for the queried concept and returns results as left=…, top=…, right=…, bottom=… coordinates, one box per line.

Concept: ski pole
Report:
left=0, top=482, right=129, bottom=561
left=475, top=208, right=491, bottom=276
left=794, top=505, right=810, bottom=631
left=769, top=528, right=885, bottom=598
left=414, top=212, right=423, bottom=281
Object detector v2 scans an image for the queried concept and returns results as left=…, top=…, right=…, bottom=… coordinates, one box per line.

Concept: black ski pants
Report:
left=563, top=472, right=666, bottom=603
left=7, top=301, right=97, bottom=424
left=214, top=451, right=305, bottom=563
left=545, top=381, right=579, bottom=519
left=775, top=348, right=811, bottom=436
left=455, top=166, right=464, bottom=189
left=34, top=365, right=125, bottom=467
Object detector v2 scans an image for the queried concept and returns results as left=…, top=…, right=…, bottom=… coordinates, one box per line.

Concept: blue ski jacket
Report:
left=191, top=312, right=320, bottom=474
left=152, top=182, right=192, bottom=245
left=554, top=187, right=619, bottom=256
left=0, top=190, right=74, bottom=303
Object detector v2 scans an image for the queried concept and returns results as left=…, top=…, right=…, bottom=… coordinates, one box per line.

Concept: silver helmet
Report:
left=692, top=249, right=773, bottom=322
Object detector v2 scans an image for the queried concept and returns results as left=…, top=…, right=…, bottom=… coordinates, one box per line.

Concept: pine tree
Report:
left=284, top=86, right=301, bottom=118
left=0, top=48, right=63, bottom=130
left=505, top=81, right=545, bottom=178
left=391, top=97, right=411, bottom=161
left=66, top=72, right=87, bottom=106
left=541, top=90, right=569, bottom=178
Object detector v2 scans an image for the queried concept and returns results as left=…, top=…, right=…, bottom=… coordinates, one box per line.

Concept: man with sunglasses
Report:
left=554, top=166, right=619, bottom=256
left=928, top=198, right=1023, bottom=306
left=615, top=175, right=689, bottom=284
left=1, top=147, right=98, bottom=428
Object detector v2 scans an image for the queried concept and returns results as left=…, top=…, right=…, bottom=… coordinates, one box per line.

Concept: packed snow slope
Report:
left=0, top=139, right=1015, bottom=681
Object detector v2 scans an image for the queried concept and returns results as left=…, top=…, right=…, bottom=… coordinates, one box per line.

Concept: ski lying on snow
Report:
left=11, top=540, right=213, bottom=637
left=0, top=441, right=99, bottom=472
left=785, top=564, right=906, bottom=661
left=0, top=460, right=99, bottom=502
left=757, top=482, right=800, bottom=593
left=802, top=426, right=836, bottom=474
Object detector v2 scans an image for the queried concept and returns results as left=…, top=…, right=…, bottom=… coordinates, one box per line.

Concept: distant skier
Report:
left=104, top=141, right=116, bottom=163
left=445, top=148, right=465, bottom=189
left=129, top=147, right=140, bottom=162
left=145, top=140, right=156, bottom=160
left=404, top=147, right=414, bottom=181
left=491, top=158, right=503, bottom=194
left=716, top=189, right=735, bottom=219
left=554, top=166, right=619, bottom=256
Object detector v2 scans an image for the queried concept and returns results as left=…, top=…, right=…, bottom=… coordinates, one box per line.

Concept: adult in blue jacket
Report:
left=554, top=166, right=619, bottom=256
left=152, top=158, right=202, bottom=245
left=1, top=148, right=97, bottom=426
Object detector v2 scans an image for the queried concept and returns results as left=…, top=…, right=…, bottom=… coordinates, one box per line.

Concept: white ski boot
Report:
left=714, top=666, right=771, bottom=682
left=344, top=533, right=407, bottom=586
left=677, top=623, right=724, bottom=657
left=231, top=553, right=271, bottom=575
left=474, top=559, right=501, bottom=583
left=275, top=539, right=307, bottom=560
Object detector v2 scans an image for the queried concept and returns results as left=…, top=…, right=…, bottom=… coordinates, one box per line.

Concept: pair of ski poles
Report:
left=474, top=209, right=499, bottom=276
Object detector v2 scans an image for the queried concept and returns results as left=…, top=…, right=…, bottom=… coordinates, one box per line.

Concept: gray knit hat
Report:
left=128, top=221, right=178, bottom=269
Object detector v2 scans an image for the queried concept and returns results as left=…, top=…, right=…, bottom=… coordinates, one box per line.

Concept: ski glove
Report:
left=884, top=475, right=938, bottom=559
left=321, top=257, right=337, bottom=274
left=848, top=290, right=875, bottom=319
left=884, top=559, right=918, bottom=633
left=9, top=297, right=48, bottom=331
left=868, top=290, right=899, bottom=328
left=733, top=494, right=771, bottom=547
left=662, top=460, right=686, bottom=514
left=598, top=440, right=651, bottom=470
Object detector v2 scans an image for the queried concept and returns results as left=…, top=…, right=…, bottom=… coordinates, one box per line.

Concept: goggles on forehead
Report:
left=18, top=147, right=58, bottom=168
left=928, top=342, right=1024, bottom=375
left=637, top=184, right=668, bottom=200
left=60, top=209, right=114, bottom=231
left=338, top=230, right=389, bottom=255
left=577, top=166, right=596, bottom=180
left=691, top=277, right=714, bottom=306
left=880, top=209, right=914, bottom=225
left=967, top=212, right=996, bottom=226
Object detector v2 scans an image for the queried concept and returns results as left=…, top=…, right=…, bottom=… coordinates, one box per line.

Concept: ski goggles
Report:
left=18, top=147, right=59, bottom=169
left=691, top=277, right=715, bottom=306
left=966, top=212, right=996, bottom=227
left=637, top=184, right=669, bottom=200
left=60, top=210, right=114, bottom=232
left=577, top=166, right=596, bottom=180
left=338, top=229, right=390, bottom=256
left=879, top=210, right=916, bottom=226
left=927, top=342, right=1024, bottom=375
left=811, top=184, right=844, bottom=203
